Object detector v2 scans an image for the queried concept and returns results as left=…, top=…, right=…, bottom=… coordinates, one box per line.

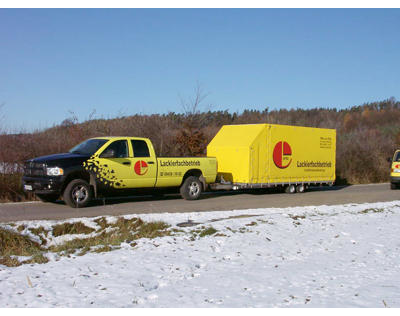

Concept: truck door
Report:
left=96, top=139, right=157, bottom=189
left=128, top=139, right=157, bottom=188
left=95, top=139, right=133, bottom=188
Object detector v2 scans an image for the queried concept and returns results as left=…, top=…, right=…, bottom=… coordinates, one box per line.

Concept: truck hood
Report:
left=27, top=153, right=91, bottom=167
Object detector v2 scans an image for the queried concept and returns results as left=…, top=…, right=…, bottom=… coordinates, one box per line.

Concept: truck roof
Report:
left=89, top=136, right=149, bottom=141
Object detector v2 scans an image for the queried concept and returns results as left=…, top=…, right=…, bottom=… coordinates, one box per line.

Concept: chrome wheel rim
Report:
left=189, top=182, right=200, bottom=197
left=72, top=185, right=88, bottom=203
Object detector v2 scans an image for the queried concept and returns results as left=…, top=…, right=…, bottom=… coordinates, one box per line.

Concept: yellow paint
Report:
left=390, top=150, right=400, bottom=178
left=207, top=124, right=336, bottom=184
left=83, top=137, right=217, bottom=189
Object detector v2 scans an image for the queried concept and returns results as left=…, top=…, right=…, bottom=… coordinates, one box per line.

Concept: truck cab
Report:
left=390, top=150, right=400, bottom=189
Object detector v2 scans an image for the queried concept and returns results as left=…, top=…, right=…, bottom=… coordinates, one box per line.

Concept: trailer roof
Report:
left=208, top=124, right=266, bottom=148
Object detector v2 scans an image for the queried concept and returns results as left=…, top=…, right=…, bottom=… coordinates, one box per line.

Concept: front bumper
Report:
left=390, top=176, right=400, bottom=184
left=22, top=175, right=64, bottom=194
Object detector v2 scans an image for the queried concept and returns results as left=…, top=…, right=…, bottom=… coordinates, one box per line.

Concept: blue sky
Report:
left=1, top=9, right=400, bottom=132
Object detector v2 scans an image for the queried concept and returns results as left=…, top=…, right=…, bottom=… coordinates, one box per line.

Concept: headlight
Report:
left=393, top=168, right=400, bottom=173
left=46, top=167, right=64, bottom=176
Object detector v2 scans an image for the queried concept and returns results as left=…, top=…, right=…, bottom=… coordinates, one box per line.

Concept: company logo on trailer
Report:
left=134, top=160, right=148, bottom=175
left=273, top=141, right=292, bottom=169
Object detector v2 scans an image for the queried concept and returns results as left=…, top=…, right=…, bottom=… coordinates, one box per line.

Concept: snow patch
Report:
left=0, top=201, right=400, bottom=307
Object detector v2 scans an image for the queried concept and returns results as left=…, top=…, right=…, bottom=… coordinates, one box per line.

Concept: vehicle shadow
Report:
left=60, top=184, right=352, bottom=208
left=203, top=184, right=351, bottom=198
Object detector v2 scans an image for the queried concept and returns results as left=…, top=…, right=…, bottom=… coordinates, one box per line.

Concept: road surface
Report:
left=0, top=183, right=398, bottom=222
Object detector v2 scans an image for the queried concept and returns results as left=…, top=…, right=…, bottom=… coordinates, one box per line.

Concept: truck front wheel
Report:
left=180, top=176, right=202, bottom=200
left=63, top=179, right=93, bottom=208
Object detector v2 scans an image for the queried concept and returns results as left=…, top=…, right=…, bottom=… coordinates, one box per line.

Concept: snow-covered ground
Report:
left=1, top=201, right=400, bottom=308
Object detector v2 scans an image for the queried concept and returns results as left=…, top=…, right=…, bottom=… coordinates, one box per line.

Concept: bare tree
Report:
left=175, top=83, right=211, bottom=156
left=179, top=82, right=210, bottom=116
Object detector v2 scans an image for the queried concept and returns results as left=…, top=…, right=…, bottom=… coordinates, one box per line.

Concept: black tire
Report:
left=296, top=184, right=305, bottom=193
left=180, top=176, right=202, bottom=200
left=36, top=193, right=59, bottom=203
left=285, top=184, right=296, bottom=194
left=63, top=179, right=93, bottom=208
left=390, top=183, right=397, bottom=190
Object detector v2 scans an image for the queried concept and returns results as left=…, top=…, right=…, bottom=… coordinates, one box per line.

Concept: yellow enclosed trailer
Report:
left=207, top=124, right=336, bottom=192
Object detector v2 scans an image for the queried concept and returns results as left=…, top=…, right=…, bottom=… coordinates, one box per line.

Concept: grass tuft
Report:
left=52, top=222, right=95, bottom=237
left=359, top=208, right=385, bottom=214
left=191, top=226, right=218, bottom=240
left=49, top=220, right=171, bottom=255
left=0, top=227, right=43, bottom=257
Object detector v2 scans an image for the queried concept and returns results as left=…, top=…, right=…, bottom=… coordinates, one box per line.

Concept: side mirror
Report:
left=100, top=149, right=116, bottom=158
left=387, top=157, right=392, bottom=163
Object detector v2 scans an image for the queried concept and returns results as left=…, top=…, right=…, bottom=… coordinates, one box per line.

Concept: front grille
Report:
left=24, top=162, right=46, bottom=177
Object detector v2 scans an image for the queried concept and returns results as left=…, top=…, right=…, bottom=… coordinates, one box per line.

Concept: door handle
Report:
left=123, top=162, right=131, bottom=165
left=147, top=161, right=155, bottom=165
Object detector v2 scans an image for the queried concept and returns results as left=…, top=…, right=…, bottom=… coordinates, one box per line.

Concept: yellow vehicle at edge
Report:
left=389, top=150, right=400, bottom=189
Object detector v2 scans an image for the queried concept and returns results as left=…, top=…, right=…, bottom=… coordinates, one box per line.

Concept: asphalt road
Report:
left=0, top=183, right=398, bottom=223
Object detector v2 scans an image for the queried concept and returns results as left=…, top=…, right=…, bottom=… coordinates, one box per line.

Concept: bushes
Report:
left=336, top=128, right=395, bottom=184
left=0, top=173, right=28, bottom=202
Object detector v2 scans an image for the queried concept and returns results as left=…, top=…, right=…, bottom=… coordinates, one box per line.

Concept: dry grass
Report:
left=0, top=227, right=43, bottom=257
left=0, top=217, right=171, bottom=267
left=0, top=227, right=48, bottom=267
left=190, top=226, right=218, bottom=239
left=52, top=222, right=95, bottom=237
left=48, top=219, right=170, bottom=255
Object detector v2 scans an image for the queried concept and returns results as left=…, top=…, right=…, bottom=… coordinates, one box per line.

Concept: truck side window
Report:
left=100, top=140, right=128, bottom=158
left=131, top=140, right=150, bottom=157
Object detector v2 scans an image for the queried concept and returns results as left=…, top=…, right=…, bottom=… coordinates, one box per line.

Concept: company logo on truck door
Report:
left=273, top=141, right=292, bottom=169
left=134, top=160, right=148, bottom=175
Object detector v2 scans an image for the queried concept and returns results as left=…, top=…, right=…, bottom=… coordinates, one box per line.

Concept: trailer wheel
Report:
left=180, top=176, right=202, bottom=200
left=296, top=184, right=305, bottom=193
left=63, top=179, right=93, bottom=208
left=285, top=184, right=296, bottom=194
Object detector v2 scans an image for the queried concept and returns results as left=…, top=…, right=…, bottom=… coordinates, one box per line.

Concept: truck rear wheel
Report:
left=180, top=176, right=202, bottom=200
left=391, top=183, right=398, bottom=190
left=63, top=179, right=93, bottom=208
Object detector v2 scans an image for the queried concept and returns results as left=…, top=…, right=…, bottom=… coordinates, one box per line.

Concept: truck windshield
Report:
left=69, top=139, right=109, bottom=156
left=395, top=152, right=400, bottom=162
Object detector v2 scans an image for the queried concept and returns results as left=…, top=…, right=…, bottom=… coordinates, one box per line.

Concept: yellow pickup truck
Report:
left=22, top=137, right=217, bottom=207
